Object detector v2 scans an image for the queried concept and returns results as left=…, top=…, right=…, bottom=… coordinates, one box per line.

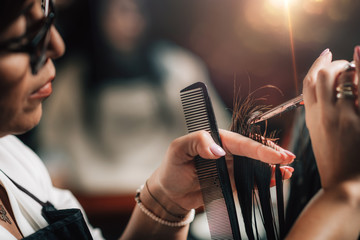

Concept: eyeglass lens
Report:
left=42, top=0, right=50, bottom=16
left=32, top=0, right=53, bottom=74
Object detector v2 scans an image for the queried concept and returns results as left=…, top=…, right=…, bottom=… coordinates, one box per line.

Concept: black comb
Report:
left=180, top=82, right=241, bottom=240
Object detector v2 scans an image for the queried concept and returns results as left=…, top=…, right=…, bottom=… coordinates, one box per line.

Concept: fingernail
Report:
left=283, top=149, right=296, bottom=159
left=355, top=46, right=360, bottom=62
left=279, top=151, right=288, bottom=160
left=320, top=48, right=330, bottom=56
left=210, top=144, right=225, bottom=156
left=285, top=170, right=293, bottom=178
left=285, top=166, right=294, bottom=173
left=270, top=179, right=276, bottom=186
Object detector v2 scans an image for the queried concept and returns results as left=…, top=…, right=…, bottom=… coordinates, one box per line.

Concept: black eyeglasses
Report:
left=0, top=0, right=55, bottom=74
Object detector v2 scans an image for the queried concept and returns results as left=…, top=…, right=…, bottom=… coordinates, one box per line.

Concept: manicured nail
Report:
left=285, top=166, right=294, bottom=173
left=210, top=144, right=225, bottom=156
left=320, top=48, right=329, bottom=56
left=270, top=179, right=276, bottom=186
left=283, top=149, right=296, bottom=159
left=285, top=169, right=293, bottom=178
left=355, top=46, right=360, bottom=62
left=279, top=151, right=288, bottom=160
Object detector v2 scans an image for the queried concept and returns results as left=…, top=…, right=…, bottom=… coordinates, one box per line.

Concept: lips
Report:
left=30, top=80, right=53, bottom=100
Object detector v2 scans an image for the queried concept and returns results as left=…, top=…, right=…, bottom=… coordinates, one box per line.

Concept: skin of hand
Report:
left=284, top=47, right=360, bottom=240
left=303, top=47, right=360, bottom=190
left=147, top=129, right=295, bottom=214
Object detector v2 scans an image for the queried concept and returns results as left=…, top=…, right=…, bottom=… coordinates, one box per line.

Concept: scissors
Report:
left=249, top=94, right=304, bottom=124
left=249, top=61, right=356, bottom=124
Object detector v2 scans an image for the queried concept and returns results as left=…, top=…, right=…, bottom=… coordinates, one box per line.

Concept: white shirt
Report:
left=0, top=135, right=104, bottom=239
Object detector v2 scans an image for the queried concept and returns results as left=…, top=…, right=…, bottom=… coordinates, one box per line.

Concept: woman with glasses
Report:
left=0, top=0, right=358, bottom=239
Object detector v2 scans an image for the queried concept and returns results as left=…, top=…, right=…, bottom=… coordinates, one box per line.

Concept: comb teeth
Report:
left=180, top=88, right=211, bottom=133
left=180, top=82, right=241, bottom=240
left=194, top=157, right=218, bottom=181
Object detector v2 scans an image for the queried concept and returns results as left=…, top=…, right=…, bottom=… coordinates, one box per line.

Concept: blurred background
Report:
left=18, top=0, right=360, bottom=239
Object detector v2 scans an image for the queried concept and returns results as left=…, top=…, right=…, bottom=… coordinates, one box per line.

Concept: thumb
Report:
left=170, top=131, right=225, bottom=163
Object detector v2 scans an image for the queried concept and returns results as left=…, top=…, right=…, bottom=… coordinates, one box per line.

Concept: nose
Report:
left=46, top=26, right=66, bottom=60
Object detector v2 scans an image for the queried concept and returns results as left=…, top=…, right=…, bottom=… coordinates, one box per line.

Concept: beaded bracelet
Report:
left=145, top=181, right=188, bottom=219
left=135, top=185, right=195, bottom=227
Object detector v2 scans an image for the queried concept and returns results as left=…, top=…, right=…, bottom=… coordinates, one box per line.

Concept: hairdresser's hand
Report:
left=303, top=47, right=360, bottom=189
left=146, top=129, right=295, bottom=216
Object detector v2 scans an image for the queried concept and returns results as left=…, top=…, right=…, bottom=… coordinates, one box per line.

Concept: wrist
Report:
left=135, top=184, right=195, bottom=227
left=140, top=180, right=190, bottom=222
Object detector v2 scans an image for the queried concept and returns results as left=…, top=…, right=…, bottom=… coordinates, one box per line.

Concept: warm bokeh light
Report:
left=303, top=0, right=325, bottom=15
left=268, top=0, right=287, bottom=9
left=243, top=1, right=288, bottom=34
left=284, top=0, right=299, bottom=93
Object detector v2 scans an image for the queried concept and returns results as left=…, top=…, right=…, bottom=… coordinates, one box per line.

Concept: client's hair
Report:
left=230, top=87, right=285, bottom=240
left=284, top=108, right=321, bottom=235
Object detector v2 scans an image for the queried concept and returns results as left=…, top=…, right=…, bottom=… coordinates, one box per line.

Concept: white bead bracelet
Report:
left=135, top=185, right=195, bottom=227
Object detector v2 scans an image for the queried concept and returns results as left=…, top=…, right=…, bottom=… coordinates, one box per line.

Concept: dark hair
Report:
left=284, top=108, right=321, bottom=234
left=231, top=87, right=285, bottom=239
left=0, top=1, right=25, bottom=35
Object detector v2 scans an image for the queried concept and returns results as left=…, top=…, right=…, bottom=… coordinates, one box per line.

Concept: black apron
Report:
left=2, top=171, right=93, bottom=240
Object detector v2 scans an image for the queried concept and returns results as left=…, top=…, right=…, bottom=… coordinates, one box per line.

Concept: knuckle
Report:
left=195, top=130, right=210, bottom=142
left=192, top=130, right=211, bottom=153
left=303, top=73, right=320, bottom=91
left=303, top=75, right=314, bottom=88
left=317, top=68, right=330, bottom=82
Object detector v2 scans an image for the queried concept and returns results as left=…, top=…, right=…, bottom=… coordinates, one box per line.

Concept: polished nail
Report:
left=355, top=46, right=360, bottom=63
left=279, top=151, right=288, bottom=160
left=285, top=169, right=293, bottom=178
left=320, top=48, right=330, bottom=56
left=210, top=144, right=225, bottom=156
left=285, top=166, right=294, bottom=173
left=270, top=179, right=276, bottom=186
left=283, top=149, right=296, bottom=158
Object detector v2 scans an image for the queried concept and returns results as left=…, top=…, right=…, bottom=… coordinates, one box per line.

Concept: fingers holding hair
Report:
left=270, top=166, right=294, bottom=187
left=171, top=130, right=295, bottom=165
left=219, top=130, right=295, bottom=165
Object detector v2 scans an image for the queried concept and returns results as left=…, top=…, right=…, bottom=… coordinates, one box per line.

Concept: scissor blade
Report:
left=250, top=94, right=304, bottom=124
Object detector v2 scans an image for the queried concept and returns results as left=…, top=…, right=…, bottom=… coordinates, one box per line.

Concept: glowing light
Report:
left=285, top=0, right=299, bottom=94
left=268, top=0, right=286, bottom=9
left=268, top=0, right=297, bottom=10
left=242, top=0, right=291, bottom=34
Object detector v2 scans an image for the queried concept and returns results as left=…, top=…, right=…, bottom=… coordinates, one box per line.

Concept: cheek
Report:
left=0, top=88, right=43, bottom=136
left=0, top=53, right=29, bottom=79
left=0, top=54, right=29, bottom=105
left=0, top=55, right=42, bottom=135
